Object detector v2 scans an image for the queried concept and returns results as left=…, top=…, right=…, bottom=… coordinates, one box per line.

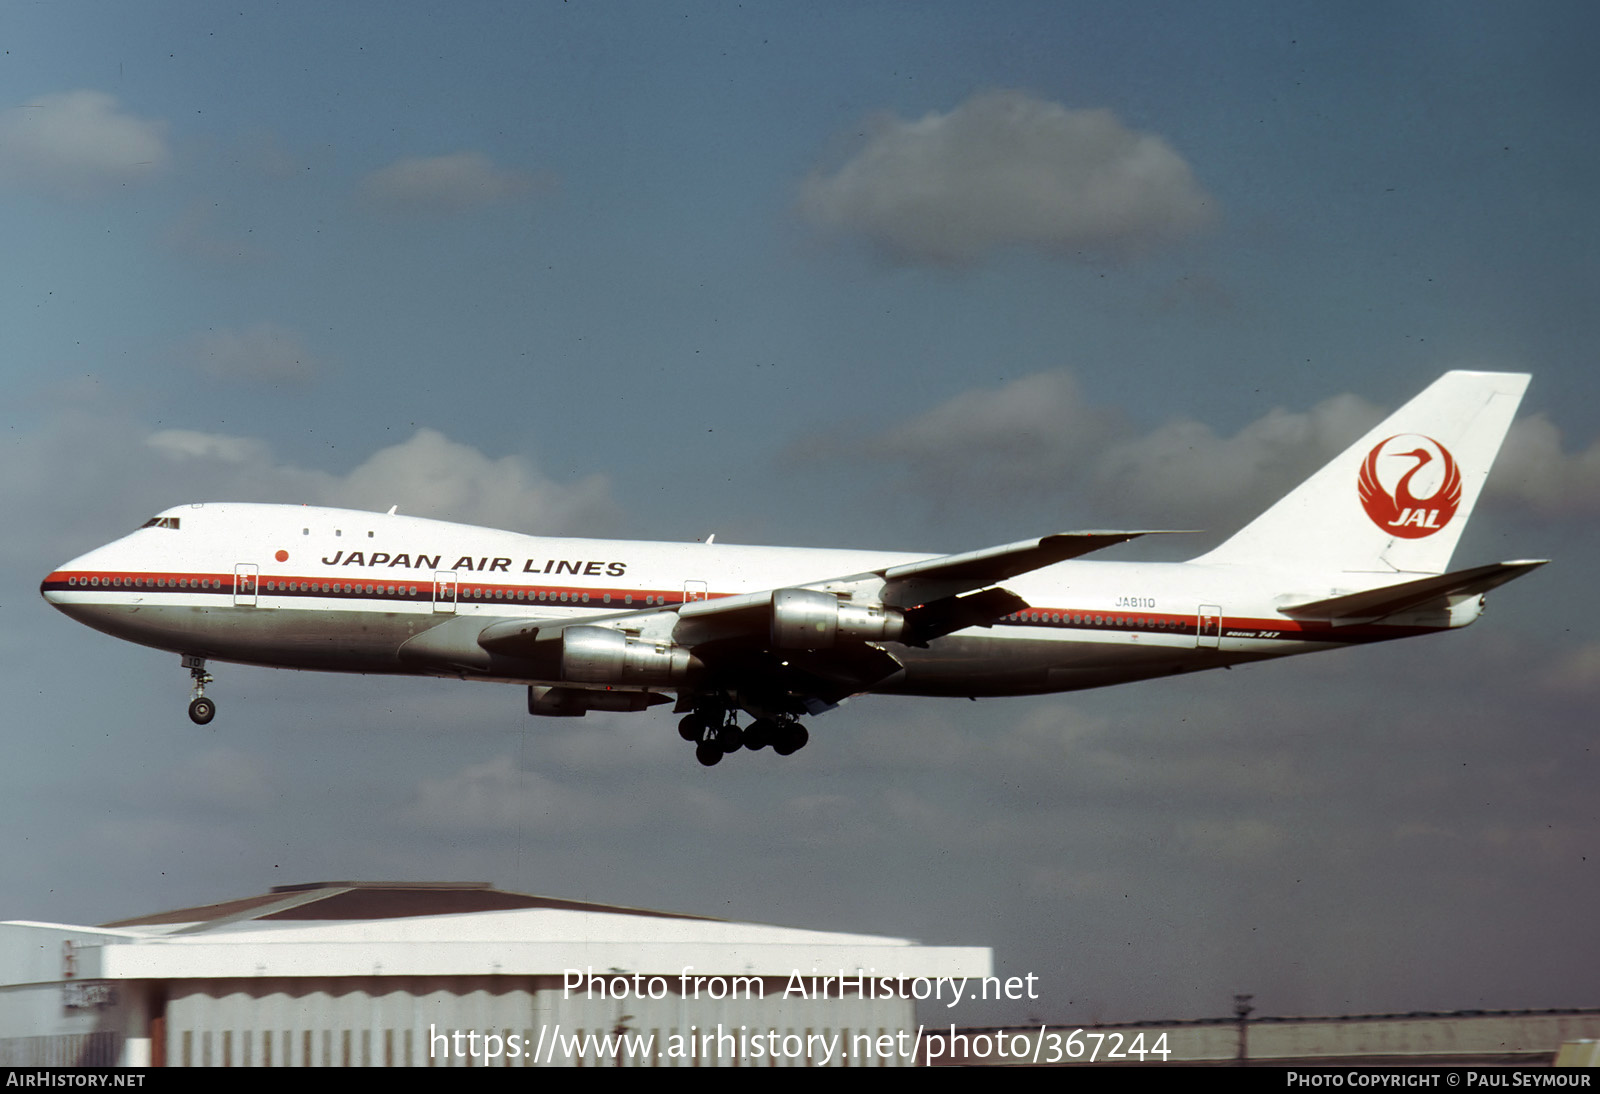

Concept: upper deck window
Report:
left=140, top=517, right=181, bottom=530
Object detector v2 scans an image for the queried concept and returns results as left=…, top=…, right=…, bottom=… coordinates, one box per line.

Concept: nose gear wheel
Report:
left=183, top=655, right=217, bottom=725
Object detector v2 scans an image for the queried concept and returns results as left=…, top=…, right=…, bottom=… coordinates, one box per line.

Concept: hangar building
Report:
left=0, top=881, right=990, bottom=1067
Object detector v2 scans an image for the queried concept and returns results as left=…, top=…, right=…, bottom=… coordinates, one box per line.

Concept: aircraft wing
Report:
left=877, top=531, right=1184, bottom=605
left=666, top=529, right=1181, bottom=641
left=473, top=600, right=908, bottom=703
left=475, top=530, right=1171, bottom=696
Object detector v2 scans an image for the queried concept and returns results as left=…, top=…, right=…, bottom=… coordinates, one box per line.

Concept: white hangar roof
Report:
left=2, top=882, right=991, bottom=984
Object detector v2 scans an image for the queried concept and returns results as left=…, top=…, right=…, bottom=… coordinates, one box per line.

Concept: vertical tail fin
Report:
left=1193, top=371, right=1529, bottom=575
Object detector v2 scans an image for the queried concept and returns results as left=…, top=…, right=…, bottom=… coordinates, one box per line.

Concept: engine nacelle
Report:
left=528, top=685, right=671, bottom=717
left=770, top=588, right=905, bottom=649
left=559, top=625, right=693, bottom=685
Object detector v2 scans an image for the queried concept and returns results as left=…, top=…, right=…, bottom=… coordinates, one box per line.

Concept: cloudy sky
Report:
left=4, top=2, right=1599, bottom=1027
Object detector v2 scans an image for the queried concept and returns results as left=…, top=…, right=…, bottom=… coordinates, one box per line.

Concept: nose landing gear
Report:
left=183, top=655, right=216, bottom=725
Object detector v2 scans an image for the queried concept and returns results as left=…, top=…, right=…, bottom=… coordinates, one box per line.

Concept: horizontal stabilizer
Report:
left=1280, top=560, right=1547, bottom=621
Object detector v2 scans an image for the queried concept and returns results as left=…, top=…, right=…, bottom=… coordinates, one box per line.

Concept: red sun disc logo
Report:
left=1357, top=434, right=1463, bottom=538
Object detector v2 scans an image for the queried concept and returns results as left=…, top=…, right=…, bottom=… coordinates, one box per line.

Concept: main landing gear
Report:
left=678, top=706, right=809, bottom=767
left=183, top=655, right=216, bottom=725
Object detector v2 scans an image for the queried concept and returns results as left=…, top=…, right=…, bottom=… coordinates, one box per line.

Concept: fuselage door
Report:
left=434, top=570, right=458, bottom=614
left=233, top=563, right=258, bottom=607
left=683, top=580, right=709, bottom=604
left=1197, top=604, right=1222, bottom=649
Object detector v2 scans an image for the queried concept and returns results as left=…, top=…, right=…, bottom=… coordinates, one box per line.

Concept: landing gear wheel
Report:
left=678, top=714, right=705, bottom=742
left=694, top=740, right=723, bottom=767
left=183, top=655, right=215, bottom=726
left=744, top=718, right=776, bottom=751
left=717, top=722, right=745, bottom=753
left=773, top=720, right=809, bottom=756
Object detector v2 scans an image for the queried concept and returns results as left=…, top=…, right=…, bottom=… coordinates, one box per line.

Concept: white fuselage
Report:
left=41, top=503, right=1467, bottom=701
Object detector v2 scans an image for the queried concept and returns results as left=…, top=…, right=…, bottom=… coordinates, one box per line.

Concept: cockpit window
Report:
left=140, top=517, right=181, bottom=530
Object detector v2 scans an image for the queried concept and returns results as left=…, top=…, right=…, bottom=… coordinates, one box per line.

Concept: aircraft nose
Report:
left=41, top=544, right=110, bottom=608
left=41, top=563, right=72, bottom=606
left=40, top=541, right=143, bottom=644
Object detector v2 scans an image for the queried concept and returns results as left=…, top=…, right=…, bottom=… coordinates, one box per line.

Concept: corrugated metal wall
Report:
left=0, top=1031, right=121, bottom=1067
left=164, top=975, right=918, bottom=1066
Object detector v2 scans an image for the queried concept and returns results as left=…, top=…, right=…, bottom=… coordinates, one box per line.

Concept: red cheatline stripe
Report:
left=42, top=570, right=696, bottom=608
left=43, top=571, right=1441, bottom=644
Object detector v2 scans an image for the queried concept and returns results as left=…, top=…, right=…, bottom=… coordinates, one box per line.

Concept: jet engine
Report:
left=770, top=588, right=904, bottom=649
left=528, top=685, right=671, bottom=717
left=556, top=625, right=693, bottom=685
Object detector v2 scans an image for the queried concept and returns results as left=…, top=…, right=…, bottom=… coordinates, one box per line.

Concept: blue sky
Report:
left=5, top=2, right=1600, bottom=1027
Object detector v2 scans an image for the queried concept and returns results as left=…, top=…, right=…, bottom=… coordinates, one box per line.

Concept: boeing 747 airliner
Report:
left=42, top=372, right=1544, bottom=765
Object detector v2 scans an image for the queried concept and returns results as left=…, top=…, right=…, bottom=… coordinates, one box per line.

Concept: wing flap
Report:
left=901, top=587, right=1030, bottom=646
left=688, top=639, right=905, bottom=704
left=783, top=643, right=905, bottom=696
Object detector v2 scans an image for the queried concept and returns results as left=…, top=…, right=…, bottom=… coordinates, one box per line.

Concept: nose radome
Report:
left=41, top=543, right=119, bottom=607
left=41, top=554, right=85, bottom=606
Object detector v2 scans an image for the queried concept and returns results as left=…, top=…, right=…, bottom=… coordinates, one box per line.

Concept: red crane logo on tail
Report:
left=1358, top=434, right=1462, bottom=538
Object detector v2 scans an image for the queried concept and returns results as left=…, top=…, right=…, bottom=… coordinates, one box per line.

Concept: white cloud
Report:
left=4, top=410, right=616, bottom=572
left=865, top=370, right=1383, bottom=528
left=146, top=429, right=274, bottom=465
left=877, top=372, right=1122, bottom=483
left=1483, top=413, right=1600, bottom=518
left=0, top=90, right=169, bottom=195
left=865, top=370, right=1600, bottom=539
left=800, top=91, right=1215, bottom=266
left=359, top=151, right=535, bottom=216
left=326, top=428, right=615, bottom=532
left=1089, top=392, right=1384, bottom=519
left=181, top=324, right=320, bottom=385
left=140, top=424, right=617, bottom=534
